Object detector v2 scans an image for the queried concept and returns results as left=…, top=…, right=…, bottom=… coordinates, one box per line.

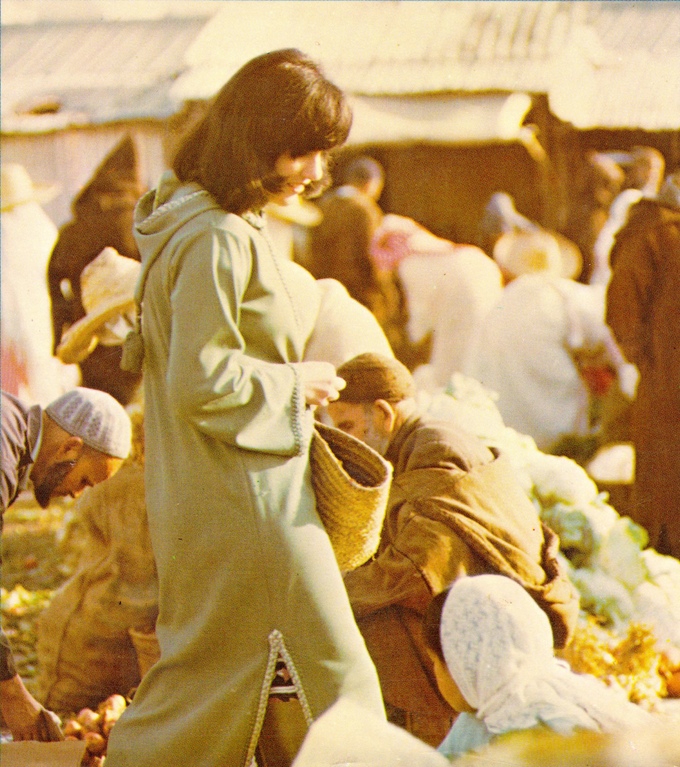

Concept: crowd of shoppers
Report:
left=1, top=43, right=677, bottom=766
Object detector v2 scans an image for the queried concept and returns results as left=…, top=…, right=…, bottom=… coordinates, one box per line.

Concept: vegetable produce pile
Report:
left=1, top=584, right=54, bottom=689
left=421, top=373, right=680, bottom=706
left=1, top=498, right=79, bottom=703
left=61, top=694, right=128, bottom=766
left=2, top=374, right=678, bottom=763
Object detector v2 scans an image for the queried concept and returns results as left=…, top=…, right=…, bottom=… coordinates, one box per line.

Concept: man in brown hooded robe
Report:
left=48, top=135, right=145, bottom=404
left=325, top=353, right=580, bottom=748
left=606, top=171, right=680, bottom=558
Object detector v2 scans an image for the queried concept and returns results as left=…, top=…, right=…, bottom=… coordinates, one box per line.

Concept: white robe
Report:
left=1, top=203, right=78, bottom=404
left=469, top=275, right=610, bottom=451
left=398, top=246, right=503, bottom=387
left=303, top=278, right=394, bottom=367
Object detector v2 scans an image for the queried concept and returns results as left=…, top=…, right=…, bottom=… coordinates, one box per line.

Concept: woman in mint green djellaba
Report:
left=105, top=49, right=385, bottom=767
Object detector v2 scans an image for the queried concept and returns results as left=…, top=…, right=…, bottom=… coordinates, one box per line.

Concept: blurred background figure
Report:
left=561, top=151, right=625, bottom=283
left=307, top=155, right=385, bottom=308
left=623, top=146, right=667, bottom=198
left=374, top=214, right=503, bottom=389
left=1, top=164, right=78, bottom=404
left=48, top=135, right=145, bottom=405
left=591, top=147, right=666, bottom=287
left=475, top=191, right=539, bottom=258
left=606, top=170, right=680, bottom=559
left=54, top=247, right=143, bottom=405
left=470, top=230, right=629, bottom=454
left=305, top=156, right=416, bottom=367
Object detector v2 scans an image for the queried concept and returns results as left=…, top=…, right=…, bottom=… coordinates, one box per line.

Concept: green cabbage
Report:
left=541, top=499, right=618, bottom=567
left=570, top=567, right=635, bottom=627
left=425, top=374, right=680, bottom=668
left=595, top=517, right=649, bottom=590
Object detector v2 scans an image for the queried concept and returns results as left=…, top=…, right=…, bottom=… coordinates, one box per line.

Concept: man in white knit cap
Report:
left=1, top=386, right=131, bottom=742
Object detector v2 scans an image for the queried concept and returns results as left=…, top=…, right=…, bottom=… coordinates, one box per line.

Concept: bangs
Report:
left=259, top=72, right=353, bottom=161
left=285, top=90, right=353, bottom=158
left=173, top=49, right=352, bottom=213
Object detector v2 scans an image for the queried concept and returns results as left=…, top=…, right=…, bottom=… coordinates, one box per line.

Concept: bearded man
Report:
left=1, top=387, right=131, bottom=741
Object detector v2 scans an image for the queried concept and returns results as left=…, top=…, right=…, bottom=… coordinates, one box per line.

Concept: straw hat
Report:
left=1, top=163, right=60, bottom=211
left=56, top=247, right=141, bottom=365
left=493, top=229, right=582, bottom=280
left=310, top=421, right=392, bottom=572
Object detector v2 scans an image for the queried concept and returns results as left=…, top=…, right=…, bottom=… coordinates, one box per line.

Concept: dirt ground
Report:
left=1, top=493, right=82, bottom=698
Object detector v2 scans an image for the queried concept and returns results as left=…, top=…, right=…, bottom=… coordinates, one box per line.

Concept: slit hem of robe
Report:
left=244, top=629, right=315, bottom=767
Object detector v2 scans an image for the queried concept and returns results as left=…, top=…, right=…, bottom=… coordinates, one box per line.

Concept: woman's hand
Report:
left=296, top=361, right=346, bottom=408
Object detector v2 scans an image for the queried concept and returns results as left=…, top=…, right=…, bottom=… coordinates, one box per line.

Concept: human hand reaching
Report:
left=0, top=673, right=64, bottom=741
left=296, top=361, right=346, bottom=408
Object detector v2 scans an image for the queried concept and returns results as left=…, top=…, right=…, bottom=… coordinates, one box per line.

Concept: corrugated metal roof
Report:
left=549, top=1, right=680, bottom=130
left=1, top=16, right=211, bottom=130
left=175, top=0, right=680, bottom=131
left=173, top=2, right=587, bottom=97
left=2, top=2, right=679, bottom=134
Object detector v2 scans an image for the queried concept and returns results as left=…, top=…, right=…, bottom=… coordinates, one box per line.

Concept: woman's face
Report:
left=269, top=151, right=325, bottom=205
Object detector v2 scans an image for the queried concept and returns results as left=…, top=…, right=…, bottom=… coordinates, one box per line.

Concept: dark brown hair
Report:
left=172, top=48, right=352, bottom=214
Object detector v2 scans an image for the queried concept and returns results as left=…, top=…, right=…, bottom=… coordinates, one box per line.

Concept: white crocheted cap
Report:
left=439, top=574, right=554, bottom=712
left=45, top=387, right=132, bottom=459
left=437, top=574, right=653, bottom=737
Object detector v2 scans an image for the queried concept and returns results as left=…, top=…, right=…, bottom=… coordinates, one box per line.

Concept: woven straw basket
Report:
left=310, top=421, right=393, bottom=572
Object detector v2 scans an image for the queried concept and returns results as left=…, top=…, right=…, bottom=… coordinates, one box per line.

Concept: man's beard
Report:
left=33, top=459, right=77, bottom=509
left=363, top=420, right=390, bottom=457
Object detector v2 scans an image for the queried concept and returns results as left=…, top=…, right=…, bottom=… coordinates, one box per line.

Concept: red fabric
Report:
left=1, top=343, right=28, bottom=396
left=580, top=365, right=616, bottom=397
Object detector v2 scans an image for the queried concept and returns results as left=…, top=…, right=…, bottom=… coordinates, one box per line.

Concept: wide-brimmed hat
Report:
left=493, top=229, right=582, bottom=280
left=56, top=247, right=141, bottom=365
left=1, top=163, right=60, bottom=211
left=310, top=421, right=392, bottom=572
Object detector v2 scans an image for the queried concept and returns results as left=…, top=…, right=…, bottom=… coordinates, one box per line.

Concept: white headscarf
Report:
left=440, top=575, right=654, bottom=737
